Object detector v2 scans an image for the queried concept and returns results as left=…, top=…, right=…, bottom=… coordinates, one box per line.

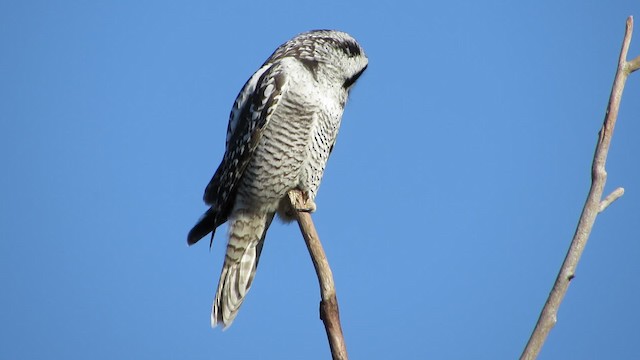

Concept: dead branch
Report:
left=520, top=16, right=638, bottom=359
left=287, top=190, right=348, bottom=360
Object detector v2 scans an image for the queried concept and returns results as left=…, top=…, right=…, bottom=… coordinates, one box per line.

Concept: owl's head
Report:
left=267, top=29, right=368, bottom=90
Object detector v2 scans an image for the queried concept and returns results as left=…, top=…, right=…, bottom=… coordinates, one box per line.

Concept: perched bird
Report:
left=188, top=30, right=368, bottom=328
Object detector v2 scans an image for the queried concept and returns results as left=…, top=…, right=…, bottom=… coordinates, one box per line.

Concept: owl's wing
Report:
left=187, top=62, right=288, bottom=245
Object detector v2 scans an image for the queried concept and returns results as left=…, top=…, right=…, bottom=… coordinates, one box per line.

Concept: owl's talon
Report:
left=287, top=190, right=317, bottom=213
left=297, top=198, right=316, bottom=213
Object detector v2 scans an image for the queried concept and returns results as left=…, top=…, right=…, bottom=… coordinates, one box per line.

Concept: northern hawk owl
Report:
left=188, top=30, right=368, bottom=328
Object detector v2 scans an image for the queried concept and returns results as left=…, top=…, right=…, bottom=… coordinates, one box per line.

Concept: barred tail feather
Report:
left=211, top=210, right=274, bottom=328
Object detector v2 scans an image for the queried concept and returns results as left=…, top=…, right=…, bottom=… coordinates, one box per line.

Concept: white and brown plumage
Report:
left=188, top=30, right=368, bottom=328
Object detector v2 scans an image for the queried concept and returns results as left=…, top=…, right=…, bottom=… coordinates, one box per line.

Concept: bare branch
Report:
left=520, top=16, right=636, bottom=360
left=287, top=190, right=348, bottom=360
left=599, top=187, right=625, bottom=212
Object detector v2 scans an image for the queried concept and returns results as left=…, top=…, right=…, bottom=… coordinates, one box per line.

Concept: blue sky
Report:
left=2, top=1, right=639, bottom=359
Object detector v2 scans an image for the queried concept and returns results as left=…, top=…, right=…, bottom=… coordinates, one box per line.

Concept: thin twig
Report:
left=287, top=190, right=348, bottom=360
left=599, top=187, right=625, bottom=213
left=520, top=16, right=636, bottom=359
left=625, top=55, right=640, bottom=73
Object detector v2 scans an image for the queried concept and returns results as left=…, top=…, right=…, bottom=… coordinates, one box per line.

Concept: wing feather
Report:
left=188, top=62, right=288, bottom=245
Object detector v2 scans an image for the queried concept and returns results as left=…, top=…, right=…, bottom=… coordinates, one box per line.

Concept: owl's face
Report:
left=312, top=31, right=368, bottom=90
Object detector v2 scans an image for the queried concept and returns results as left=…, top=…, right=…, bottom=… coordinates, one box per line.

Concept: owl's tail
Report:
left=212, top=209, right=275, bottom=328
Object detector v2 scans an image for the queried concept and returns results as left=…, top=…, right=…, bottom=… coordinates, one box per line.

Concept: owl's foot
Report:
left=287, top=189, right=317, bottom=214
left=297, top=193, right=316, bottom=213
